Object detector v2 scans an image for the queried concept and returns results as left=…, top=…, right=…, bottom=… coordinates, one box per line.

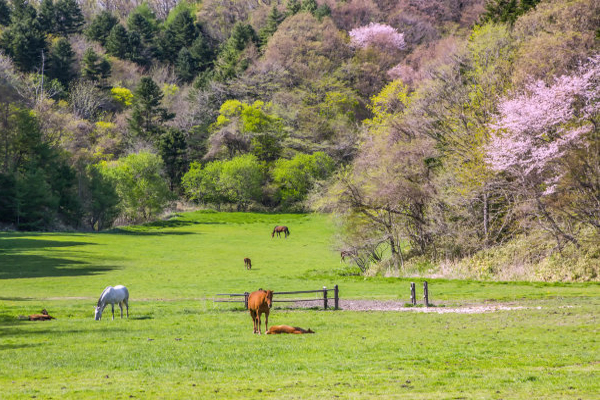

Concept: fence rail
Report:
left=214, top=285, right=339, bottom=310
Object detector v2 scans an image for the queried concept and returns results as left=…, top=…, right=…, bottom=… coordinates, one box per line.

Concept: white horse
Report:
left=94, top=285, right=129, bottom=321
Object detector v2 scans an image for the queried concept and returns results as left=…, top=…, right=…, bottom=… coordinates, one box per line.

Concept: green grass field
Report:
left=1, top=211, right=598, bottom=399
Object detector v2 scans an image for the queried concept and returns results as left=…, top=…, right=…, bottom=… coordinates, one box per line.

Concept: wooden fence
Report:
left=214, top=285, right=339, bottom=310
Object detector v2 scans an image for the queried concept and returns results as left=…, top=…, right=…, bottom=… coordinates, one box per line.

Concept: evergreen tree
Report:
left=81, top=48, right=111, bottom=82
left=158, top=9, right=198, bottom=62
left=86, top=10, right=118, bottom=45
left=54, top=0, right=85, bottom=35
left=158, top=128, right=187, bottom=192
left=213, top=23, right=257, bottom=81
left=127, top=4, right=157, bottom=43
left=37, top=0, right=56, bottom=34
left=48, top=37, right=75, bottom=87
left=84, top=164, right=120, bottom=231
left=258, top=5, right=284, bottom=48
left=0, top=19, right=47, bottom=72
left=105, top=24, right=131, bottom=59
left=175, top=47, right=196, bottom=82
left=301, top=0, right=318, bottom=14
left=0, top=0, right=10, bottom=26
left=314, top=4, right=332, bottom=20
left=189, top=34, right=214, bottom=72
left=129, top=77, right=174, bottom=139
left=286, top=0, right=301, bottom=16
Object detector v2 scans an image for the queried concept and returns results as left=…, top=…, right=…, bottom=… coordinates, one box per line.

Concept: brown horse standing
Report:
left=248, top=289, right=273, bottom=334
left=271, top=226, right=290, bottom=238
left=244, top=257, right=252, bottom=270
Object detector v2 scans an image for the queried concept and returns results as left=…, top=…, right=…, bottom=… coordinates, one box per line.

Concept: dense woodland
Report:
left=0, top=0, right=598, bottom=280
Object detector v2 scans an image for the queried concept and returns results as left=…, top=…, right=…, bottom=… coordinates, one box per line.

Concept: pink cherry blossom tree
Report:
left=486, top=55, right=599, bottom=241
left=348, top=23, right=406, bottom=51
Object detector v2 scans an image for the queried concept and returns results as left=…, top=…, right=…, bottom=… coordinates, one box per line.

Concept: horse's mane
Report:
left=97, top=286, right=112, bottom=307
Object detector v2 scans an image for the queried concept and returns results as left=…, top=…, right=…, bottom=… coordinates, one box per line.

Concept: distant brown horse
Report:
left=244, top=257, right=252, bottom=270
left=271, top=226, right=290, bottom=238
left=248, top=289, right=273, bottom=334
left=267, top=325, right=314, bottom=334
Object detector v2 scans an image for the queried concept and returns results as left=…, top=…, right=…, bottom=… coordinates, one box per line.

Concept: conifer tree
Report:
left=0, top=0, right=10, bottom=26
left=301, top=0, right=318, bottom=14
left=48, top=37, right=75, bottom=87
left=86, top=11, right=119, bottom=45
left=37, top=0, right=56, bottom=34
left=81, top=48, right=111, bottom=83
left=129, top=77, right=174, bottom=139
left=258, top=5, right=283, bottom=48
left=286, top=0, right=301, bottom=16
left=175, top=47, right=196, bottom=82
left=54, top=0, right=85, bottom=35
left=158, top=127, right=187, bottom=192
left=105, top=24, right=131, bottom=59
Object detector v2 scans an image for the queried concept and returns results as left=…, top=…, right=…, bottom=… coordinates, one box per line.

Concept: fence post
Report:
left=410, top=282, right=416, bottom=305
left=323, top=286, right=328, bottom=310
left=334, top=285, right=339, bottom=310
left=244, top=292, right=249, bottom=310
left=423, top=281, right=429, bottom=307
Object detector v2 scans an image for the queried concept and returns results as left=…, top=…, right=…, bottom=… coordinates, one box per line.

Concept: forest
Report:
left=0, top=0, right=598, bottom=280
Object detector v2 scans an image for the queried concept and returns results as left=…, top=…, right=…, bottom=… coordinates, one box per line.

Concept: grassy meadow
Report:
left=0, top=211, right=598, bottom=399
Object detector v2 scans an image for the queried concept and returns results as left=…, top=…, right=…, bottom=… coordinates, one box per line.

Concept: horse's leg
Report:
left=265, top=310, right=269, bottom=333
left=250, top=310, right=257, bottom=333
left=257, top=312, right=262, bottom=335
left=119, top=302, right=123, bottom=318
left=111, top=303, right=115, bottom=320
left=125, top=299, right=129, bottom=318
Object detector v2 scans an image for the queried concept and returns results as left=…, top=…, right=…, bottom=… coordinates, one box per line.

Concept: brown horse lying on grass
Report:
left=28, top=309, right=55, bottom=321
left=267, top=325, right=314, bottom=334
left=248, top=289, right=273, bottom=334
left=244, top=257, right=252, bottom=270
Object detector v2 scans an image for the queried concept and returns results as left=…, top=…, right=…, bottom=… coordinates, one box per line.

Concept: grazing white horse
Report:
left=94, top=285, right=129, bottom=321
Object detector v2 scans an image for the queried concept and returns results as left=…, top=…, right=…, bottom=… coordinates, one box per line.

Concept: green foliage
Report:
left=272, top=152, right=335, bottom=207
left=258, top=5, right=284, bottom=48
left=127, top=3, right=157, bottom=43
left=82, top=163, right=120, bottom=231
left=182, top=154, right=264, bottom=209
left=129, top=76, right=174, bottom=140
left=0, top=0, right=10, bottom=26
left=99, top=151, right=171, bottom=221
left=47, top=37, right=75, bottom=87
left=110, top=86, right=133, bottom=107
left=85, top=10, right=118, bottom=45
left=105, top=24, right=131, bottom=59
left=481, top=0, right=542, bottom=25
left=81, top=48, right=111, bottom=83
left=0, top=11, right=47, bottom=72
left=54, top=0, right=84, bottom=35
left=37, top=0, right=56, bottom=33
left=286, top=0, right=301, bottom=16
left=157, top=128, right=188, bottom=192
left=213, top=22, right=257, bottom=81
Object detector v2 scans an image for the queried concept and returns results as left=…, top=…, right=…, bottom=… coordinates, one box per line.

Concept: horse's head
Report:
left=265, top=290, right=274, bottom=309
left=94, top=306, right=103, bottom=320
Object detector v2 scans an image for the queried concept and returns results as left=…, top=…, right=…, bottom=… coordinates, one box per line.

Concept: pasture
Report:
left=0, top=211, right=598, bottom=399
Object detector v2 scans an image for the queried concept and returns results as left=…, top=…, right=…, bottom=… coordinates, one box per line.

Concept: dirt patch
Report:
left=292, top=299, right=533, bottom=314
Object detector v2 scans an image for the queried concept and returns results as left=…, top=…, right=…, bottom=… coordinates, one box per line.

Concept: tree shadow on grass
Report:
left=107, top=228, right=197, bottom=236
left=0, top=237, right=119, bottom=279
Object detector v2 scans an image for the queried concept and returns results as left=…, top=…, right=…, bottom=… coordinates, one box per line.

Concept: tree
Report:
left=301, top=0, right=318, bottom=14
left=486, top=57, right=600, bottom=242
left=286, top=0, right=301, bottom=16
left=37, top=0, right=56, bottom=34
left=220, top=154, right=264, bottom=210
left=54, top=0, right=84, bottom=35
left=81, top=48, right=111, bottom=83
left=158, top=128, right=187, bottom=192
left=349, top=23, right=406, bottom=51
left=83, top=164, right=119, bottom=231
left=105, top=24, right=131, bottom=59
left=0, top=13, right=47, bottom=73
left=47, top=37, right=75, bottom=87
left=0, top=0, right=10, bottom=26
left=129, top=77, right=174, bottom=140
left=100, top=152, right=171, bottom=221
left=272, top=152, right=335, bottom=207
left=259, top=5, right=284, bottom=48
left=86, top=11, right=119, bottom=46
left=213, top=22, right=258, bottom=81
left=175, top=47, right=196, bottom=82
